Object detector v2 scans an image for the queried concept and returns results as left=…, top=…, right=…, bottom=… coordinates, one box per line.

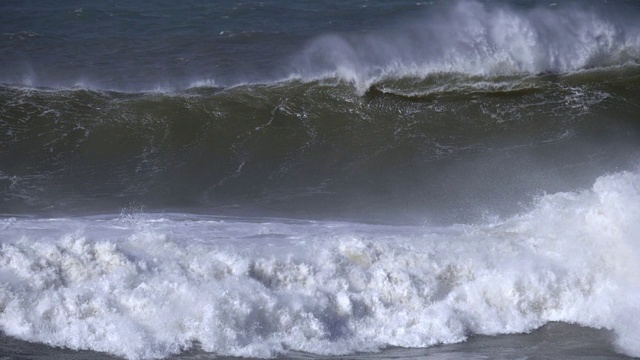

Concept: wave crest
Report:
left=290, top=0, right=640, bottom=93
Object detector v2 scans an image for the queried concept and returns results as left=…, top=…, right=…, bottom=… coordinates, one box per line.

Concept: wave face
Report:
left=1, top=169, right=640, bottom=359
left=2, top=66, right=640, bottom=223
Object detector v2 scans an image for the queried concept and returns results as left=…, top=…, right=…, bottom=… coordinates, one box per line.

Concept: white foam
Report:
left=1, top=169, right=640, bottom=359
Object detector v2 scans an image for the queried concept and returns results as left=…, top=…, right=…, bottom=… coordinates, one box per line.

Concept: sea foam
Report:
left=0, top=169, right=639, bottom=359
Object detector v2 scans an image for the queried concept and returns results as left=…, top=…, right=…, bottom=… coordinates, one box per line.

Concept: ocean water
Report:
left=1, top=0, right=640, bottom=359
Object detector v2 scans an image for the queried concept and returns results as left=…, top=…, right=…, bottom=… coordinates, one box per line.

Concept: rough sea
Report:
left=1, top=0, right=640, bottom=359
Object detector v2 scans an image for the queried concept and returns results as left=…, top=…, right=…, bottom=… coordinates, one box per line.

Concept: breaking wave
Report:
left=289, top=0, right=640, bottom=93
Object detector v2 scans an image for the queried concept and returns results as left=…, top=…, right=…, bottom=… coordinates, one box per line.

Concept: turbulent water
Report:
left=1, top=0, right=640, bottom=359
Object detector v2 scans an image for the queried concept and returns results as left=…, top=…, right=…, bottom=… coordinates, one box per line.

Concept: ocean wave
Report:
left=1, top=169, right=639, bottom=359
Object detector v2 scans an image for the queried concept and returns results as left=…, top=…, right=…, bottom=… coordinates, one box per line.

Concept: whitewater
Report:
left=1, top=169, right=639, bottom=359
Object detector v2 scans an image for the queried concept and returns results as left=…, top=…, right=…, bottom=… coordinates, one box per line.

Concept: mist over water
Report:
left=1, top=0, right=640, bottom=359
left=291, top=0, right=640, bottom=92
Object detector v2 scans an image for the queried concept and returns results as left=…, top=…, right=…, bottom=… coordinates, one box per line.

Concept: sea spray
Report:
left=291, top=0, right=640, bottom=93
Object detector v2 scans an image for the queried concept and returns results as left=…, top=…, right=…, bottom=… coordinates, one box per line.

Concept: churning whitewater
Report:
left=1, top=0, right=640, bottom=359
left=1, top=170, right=640, bottom=359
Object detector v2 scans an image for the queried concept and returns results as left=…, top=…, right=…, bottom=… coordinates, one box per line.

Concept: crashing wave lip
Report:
left=193, top=61, right=640, bottom=99
left=2, top=61, right=638, bottom=108
left=2, top=59, right=637, bottom=97
left=196, top=59, right=640, bottom=98
left=3, top=65, right=635, bottom=98
left=331, top=61, right=640, bottom=98
left=361, top=73, right=539, bottom=99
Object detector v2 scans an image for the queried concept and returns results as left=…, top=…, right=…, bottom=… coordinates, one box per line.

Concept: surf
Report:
left=1, top=169, right=639, bottom=359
